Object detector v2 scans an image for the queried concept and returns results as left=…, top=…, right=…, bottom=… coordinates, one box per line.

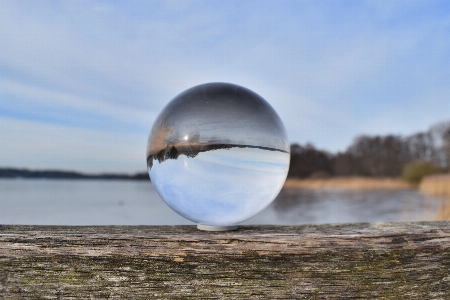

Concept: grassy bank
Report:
left=283, top=177, right=413, bottom=190
left=420, top=174, right=450, bottom=198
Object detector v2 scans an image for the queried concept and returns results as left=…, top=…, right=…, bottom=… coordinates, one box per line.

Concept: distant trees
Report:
left=441, top=124, right=450, bottom=171
left=288, top=144, right=332, bottom=178
left=0, top=168, right=149, bottom=180
left=346, top=135, right=408, bottom=177
left=288, top=121, right=450, bottom=178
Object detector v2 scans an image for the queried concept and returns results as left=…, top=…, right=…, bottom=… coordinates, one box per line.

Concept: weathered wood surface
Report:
left=1, top=222, right=450, bottom=299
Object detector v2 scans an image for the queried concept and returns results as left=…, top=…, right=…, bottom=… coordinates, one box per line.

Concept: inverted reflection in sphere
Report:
left=147, top=82, right=290, bottom=229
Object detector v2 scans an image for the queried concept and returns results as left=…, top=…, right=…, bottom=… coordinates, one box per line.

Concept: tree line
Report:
left=0, top=168, right=149, bottom=180
left=288, top=121, right=450, bottom=178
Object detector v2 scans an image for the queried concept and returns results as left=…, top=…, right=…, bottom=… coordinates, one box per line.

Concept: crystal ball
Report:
left=147, top=82, right=290, bottom=227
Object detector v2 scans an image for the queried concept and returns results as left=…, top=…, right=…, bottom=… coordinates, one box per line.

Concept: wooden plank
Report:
left=1, top=222, right=450, bottom=299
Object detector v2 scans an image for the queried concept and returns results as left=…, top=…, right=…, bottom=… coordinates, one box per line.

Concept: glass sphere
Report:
left=147, top=82, right=290, bottom=227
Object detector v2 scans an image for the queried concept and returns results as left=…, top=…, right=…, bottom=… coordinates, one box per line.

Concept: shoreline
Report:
left=283, top=177, right=413, bottom=190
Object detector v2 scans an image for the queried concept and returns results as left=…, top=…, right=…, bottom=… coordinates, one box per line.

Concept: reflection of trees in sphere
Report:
left=147, top=82, right=290, bottom=227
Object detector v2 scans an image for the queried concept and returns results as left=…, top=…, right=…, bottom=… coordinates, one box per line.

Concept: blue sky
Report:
left=1, top=0, right=449, bottom=173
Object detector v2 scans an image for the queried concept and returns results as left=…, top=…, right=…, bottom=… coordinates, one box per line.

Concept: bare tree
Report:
left=428, top=121, right=450, bottom=170
left=347, top=135, right=409, bottom=177
left=443, top=127, right=450, bottom=172
left=288, top=143, right=332, bottom=178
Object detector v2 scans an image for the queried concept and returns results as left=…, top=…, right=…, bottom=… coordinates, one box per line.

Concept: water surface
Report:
left=0, top=179, right=446, bottom=225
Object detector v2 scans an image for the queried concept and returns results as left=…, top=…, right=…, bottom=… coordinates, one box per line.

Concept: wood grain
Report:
left=1, top=222, right=450, bottom=299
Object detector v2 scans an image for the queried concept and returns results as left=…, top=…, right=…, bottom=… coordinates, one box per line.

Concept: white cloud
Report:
left=0, top=78, right=156, bottom=128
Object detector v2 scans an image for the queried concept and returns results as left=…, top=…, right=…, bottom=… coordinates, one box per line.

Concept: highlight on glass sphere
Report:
left=146, top=82, right=290, bottom=230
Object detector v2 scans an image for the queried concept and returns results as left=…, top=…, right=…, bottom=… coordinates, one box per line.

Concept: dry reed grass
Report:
left=435, top=202, right=450, bottom=221
left=420, top=174, right=450, bottom=198
left=283, top=177, right=413, bottom=190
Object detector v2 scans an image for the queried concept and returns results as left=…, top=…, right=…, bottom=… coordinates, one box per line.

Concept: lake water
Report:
left=0, top=179, right=447, bottom=225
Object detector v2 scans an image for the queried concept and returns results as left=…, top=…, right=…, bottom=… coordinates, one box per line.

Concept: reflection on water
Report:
left=0, top=179, right=447, bottom=225
left=259, top=188, right=443, bottom=224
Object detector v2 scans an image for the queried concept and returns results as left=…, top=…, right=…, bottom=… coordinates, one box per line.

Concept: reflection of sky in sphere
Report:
left=150, top=148, right=290, bottom=225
